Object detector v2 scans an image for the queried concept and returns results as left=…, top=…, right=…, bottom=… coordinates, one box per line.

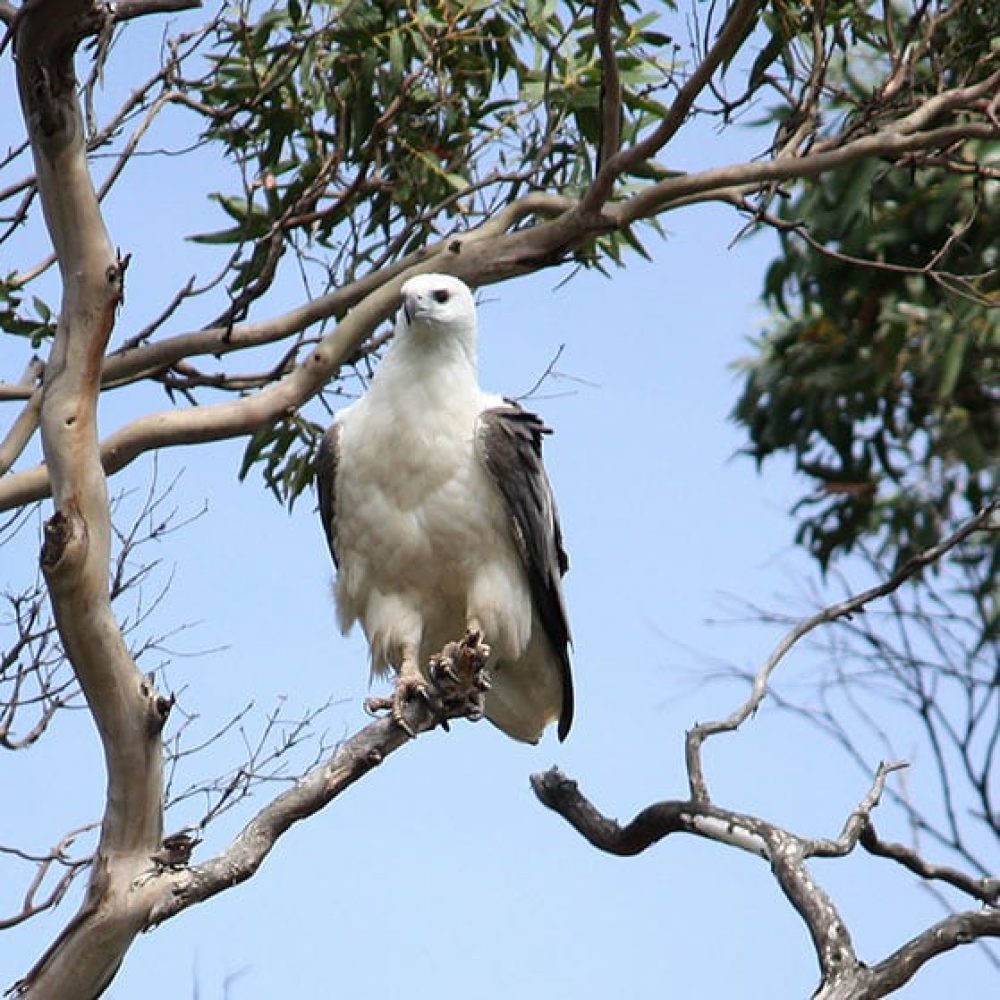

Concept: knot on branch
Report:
left=39, top=505, right=87, bottom=579
left=139, top=676, right=174, bottom=735
left=106, top=251, right=130, bottom=302
left=150, top=830, right=201, bottom=870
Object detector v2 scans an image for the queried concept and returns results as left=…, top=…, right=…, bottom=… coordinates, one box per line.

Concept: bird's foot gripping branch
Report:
left=365, top=629, right=492, bottom=738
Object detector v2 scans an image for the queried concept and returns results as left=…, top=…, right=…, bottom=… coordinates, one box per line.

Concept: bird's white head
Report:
left=398, top=273, right=477, bottom=341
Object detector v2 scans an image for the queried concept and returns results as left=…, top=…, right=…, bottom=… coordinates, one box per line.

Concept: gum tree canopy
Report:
left=0, top=2, right=997, bottom=998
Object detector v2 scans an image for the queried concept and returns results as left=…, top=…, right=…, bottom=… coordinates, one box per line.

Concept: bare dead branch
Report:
left=530, top=764, right=891, bottom=993
left=534, top=499, right=998, bottom=997
left=685, top=499, right=999, bottom=803
left=0, top=823, right=97, bottom=931
left=714, top=533, right=999, bottom=885
left=765, top=825, right=859, bottom=992
left=804, top=761, right=910, bottom=859
left=531, top=767, right=775, bottom=857
left=867, top=909, right=1000, bottom=997
left=860, top=823, right=1000, bottom=906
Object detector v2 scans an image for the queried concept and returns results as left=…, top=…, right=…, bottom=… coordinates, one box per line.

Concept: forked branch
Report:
left=532, top=502, right=1000, bottom=997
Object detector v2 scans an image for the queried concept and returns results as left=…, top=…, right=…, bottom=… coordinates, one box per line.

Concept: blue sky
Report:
left=1, top=8, right=994, bottom=999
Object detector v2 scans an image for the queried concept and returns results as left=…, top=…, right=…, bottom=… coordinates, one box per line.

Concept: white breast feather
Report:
left=334, top=365, right=530, bottom=677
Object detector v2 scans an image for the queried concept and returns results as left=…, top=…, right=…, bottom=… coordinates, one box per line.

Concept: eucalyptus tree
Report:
left=1, top=2, right=996, bottom=997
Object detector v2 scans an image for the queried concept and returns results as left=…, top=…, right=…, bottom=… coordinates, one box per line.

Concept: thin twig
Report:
left=685, top=500, right=999, bottom=802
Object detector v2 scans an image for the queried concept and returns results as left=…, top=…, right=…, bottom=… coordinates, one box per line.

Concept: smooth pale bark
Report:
left=14, top=3, right=173, bottom=995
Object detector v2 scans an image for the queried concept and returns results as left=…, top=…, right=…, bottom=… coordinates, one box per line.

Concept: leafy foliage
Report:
left=181, top=0, right=682, bottom=499
left=0, top=275, right=55, bottom=347
left=732, top=0, right=1000, bottom=576
left=735, top=153, right=998, bottom=572
left=191, top=0, right=677, bottom=305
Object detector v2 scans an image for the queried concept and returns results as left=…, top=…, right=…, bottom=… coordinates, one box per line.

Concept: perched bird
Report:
left=316, top=273, right=573, bottom=742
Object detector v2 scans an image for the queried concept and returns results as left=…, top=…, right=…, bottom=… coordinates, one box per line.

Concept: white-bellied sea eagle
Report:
left=316, top=273, right=573, bottom=743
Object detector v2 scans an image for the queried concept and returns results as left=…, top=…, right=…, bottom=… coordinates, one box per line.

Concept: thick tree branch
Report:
left=867, top=909, right=1000, bottom=998
left=10, top=1, right=173, bottom=994
left=764, top=827, right=859, bottom=993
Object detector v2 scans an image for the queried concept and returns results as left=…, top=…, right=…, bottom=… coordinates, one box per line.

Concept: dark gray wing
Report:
left=478, top=402, right=574, bottom=741
left=315, top=422, right=341, bottom=568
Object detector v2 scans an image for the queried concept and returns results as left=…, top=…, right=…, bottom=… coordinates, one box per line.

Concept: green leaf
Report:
left=938, top=330, right=968, bottom=399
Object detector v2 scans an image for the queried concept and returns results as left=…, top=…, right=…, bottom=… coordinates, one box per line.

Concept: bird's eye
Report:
left=432, top=289, right=450, bottom=304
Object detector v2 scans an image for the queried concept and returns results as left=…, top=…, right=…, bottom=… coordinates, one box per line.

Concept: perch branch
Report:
left=146, top=674, right=484, bottom=926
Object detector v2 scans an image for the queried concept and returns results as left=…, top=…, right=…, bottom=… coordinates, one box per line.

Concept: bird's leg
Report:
left=363, top=644, right=436, bottom=737
left=366, top=632, right=492, bottom=735
left=392, top=649, right=435, bottom=736
left=391, top=648, right=437, bottom=737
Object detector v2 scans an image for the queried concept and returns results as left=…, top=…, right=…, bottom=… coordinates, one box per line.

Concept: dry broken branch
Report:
left=533, top=502, right=1000, bottom=998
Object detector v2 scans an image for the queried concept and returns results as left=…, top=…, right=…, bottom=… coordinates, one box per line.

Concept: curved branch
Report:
left=860, top=822, right=1000, bottom=906
left=530, top=767, right=769, bottom=857
left=868, top=909, right=1000, bottom=997
left=615, top=121, right=999, bottom=228
left=685, top=500, right=999, bottom=802
left=146, top=687, right=473, bottom=926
